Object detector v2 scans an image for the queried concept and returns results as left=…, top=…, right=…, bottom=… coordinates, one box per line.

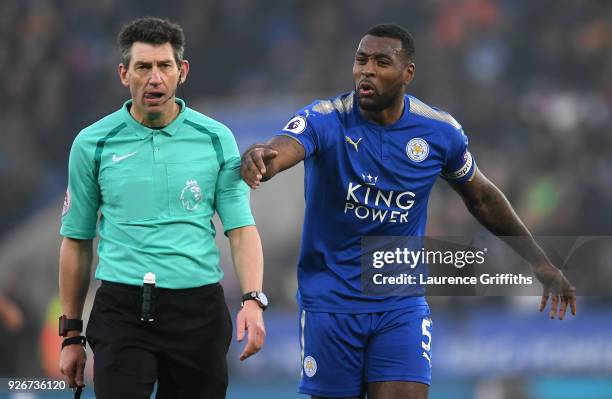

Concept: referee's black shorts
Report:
left=86, top=280, right=232, bottom=399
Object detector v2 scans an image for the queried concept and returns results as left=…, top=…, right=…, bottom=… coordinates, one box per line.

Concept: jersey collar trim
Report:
left=353, top=94, right=411, bottom=130
left=121, top=98, right=187, bottom=139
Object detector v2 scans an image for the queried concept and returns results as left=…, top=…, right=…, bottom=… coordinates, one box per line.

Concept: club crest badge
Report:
left=180, top=180, right=203, bottom=211
left=406, top=138, right=429, bottom=162
left=303, top=355, right=317, bottom=377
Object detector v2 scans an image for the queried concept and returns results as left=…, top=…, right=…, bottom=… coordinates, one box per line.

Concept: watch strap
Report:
left=59, top=315, right=83, bottom=337
left=241, top=291, right=268, bottom=310
left=241, top=291, right=259, bottom=301
left=61, top=335, right=86, bottom=349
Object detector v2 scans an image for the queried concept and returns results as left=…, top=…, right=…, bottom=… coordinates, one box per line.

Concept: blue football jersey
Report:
left=278, top=92, right=476, bottom=313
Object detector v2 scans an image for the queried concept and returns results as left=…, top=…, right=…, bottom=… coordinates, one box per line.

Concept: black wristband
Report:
left=59, top=315, right=83, bottom=337
left=61, top=335, right=86, bottom=349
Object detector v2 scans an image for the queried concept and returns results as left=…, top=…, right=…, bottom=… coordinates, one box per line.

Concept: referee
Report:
left=58, top=17, right=267, bottom=398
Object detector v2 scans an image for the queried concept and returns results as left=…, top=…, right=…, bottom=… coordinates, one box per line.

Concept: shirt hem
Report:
left=223, top=220, right=256, bottom=235
left=60, top=229, right=96, bottom=240
left=95, top=275, right=223, bottom=289
left=298, top=297, right=428, bottom=314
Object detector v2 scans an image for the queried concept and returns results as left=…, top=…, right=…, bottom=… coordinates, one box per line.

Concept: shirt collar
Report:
left=352, top=92, right=410, bottom=129
left=121, top=98, right=187, bottom=139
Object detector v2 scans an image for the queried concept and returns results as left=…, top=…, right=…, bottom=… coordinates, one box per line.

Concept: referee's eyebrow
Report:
left=133, top=59, right=175, bottom=67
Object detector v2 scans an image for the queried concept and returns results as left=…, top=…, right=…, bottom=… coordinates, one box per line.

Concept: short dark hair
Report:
left=118, top=17, right=185, bottom=67
left=365, top=23, right=415, bottom=62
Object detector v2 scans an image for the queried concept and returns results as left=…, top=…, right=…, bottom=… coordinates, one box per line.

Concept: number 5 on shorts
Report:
left=421, top=317, right=432, bottom=367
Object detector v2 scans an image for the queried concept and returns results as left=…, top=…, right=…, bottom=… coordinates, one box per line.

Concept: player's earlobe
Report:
left=404, top=62, right=415, bottom=85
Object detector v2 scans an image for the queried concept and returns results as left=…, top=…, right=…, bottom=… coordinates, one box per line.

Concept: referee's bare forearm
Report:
left=59, top=237, right=93, bottom=322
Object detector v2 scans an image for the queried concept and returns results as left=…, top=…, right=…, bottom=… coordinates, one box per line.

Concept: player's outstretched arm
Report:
left=449, top=167, right=577, bottom=319
left=240, top=136, right=306, bottom=189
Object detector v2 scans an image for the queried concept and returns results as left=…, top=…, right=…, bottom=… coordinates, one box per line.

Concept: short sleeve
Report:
left=215, top=128, right=255, bottom=234
left=60, top=134, right=100, bottom=239
left=440, top=125, right=476, bottom=184
left=276, top=107, right=320, bottom=158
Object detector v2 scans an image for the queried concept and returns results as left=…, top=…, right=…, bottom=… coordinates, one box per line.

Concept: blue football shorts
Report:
left=298, top=305, right=432, bottom=398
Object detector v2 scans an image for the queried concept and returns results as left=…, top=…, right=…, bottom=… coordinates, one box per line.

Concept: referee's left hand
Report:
left=236, top=301, right=266, bottom=360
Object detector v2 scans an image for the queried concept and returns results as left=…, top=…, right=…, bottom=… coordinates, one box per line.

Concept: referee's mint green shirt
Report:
left=60, top=98, right=255, bottom=288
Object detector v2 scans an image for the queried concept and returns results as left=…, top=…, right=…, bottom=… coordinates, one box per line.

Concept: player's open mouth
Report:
left=358, top=81, right=376, bottom=97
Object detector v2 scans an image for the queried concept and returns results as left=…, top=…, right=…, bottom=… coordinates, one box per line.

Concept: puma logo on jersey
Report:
left=345, top=136, right=362, bottom=152
left=112, top=152, right=137, bottom=163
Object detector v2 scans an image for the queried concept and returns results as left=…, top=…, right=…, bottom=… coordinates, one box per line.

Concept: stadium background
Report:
left=1, top=0, right=611, bottom=398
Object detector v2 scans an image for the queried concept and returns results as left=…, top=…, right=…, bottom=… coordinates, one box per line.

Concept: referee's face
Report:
left=119, top=42, right=189, bottom=126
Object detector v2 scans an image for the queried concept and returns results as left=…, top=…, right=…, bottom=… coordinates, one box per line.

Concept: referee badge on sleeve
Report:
left=62, top=189, right=71, bottom=216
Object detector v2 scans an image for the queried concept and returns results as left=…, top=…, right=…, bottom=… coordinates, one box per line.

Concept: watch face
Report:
left=258, top=292, right=269, bottom=307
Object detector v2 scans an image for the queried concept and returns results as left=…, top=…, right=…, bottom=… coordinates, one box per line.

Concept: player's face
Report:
left=353, top=35, right=414, bottom=112
left=118, top=42, right=189, bottom=123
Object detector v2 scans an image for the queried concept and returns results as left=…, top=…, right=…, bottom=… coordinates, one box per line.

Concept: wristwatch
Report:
left=241, top=291, right=269, bottom=310
left=58, top=315, right=83, bottom=337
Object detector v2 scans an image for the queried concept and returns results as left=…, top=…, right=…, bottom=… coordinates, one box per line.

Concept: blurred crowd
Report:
left=0, top=0, right=611, bottom=383
left=1, top=0, right=611, bottom=238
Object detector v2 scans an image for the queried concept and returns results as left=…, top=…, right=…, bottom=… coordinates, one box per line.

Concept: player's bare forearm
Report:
left=262, top=136, right=305, bottom=179
left=450, top=167, right=549, bottom=266
left=241, top=136, right=305, bottom=188
left=59, top=237, right=93, bottom=328
left=451, top=167, right=576, bottom=318
left=228, top=225, right=264, bottom=293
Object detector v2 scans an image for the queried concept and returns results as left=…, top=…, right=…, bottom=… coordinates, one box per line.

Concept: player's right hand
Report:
left=59, top=342, right=87, bottom=388
left=241, top=144, right=278, bottom=189
left=533, top=262, right=577, bottom=320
